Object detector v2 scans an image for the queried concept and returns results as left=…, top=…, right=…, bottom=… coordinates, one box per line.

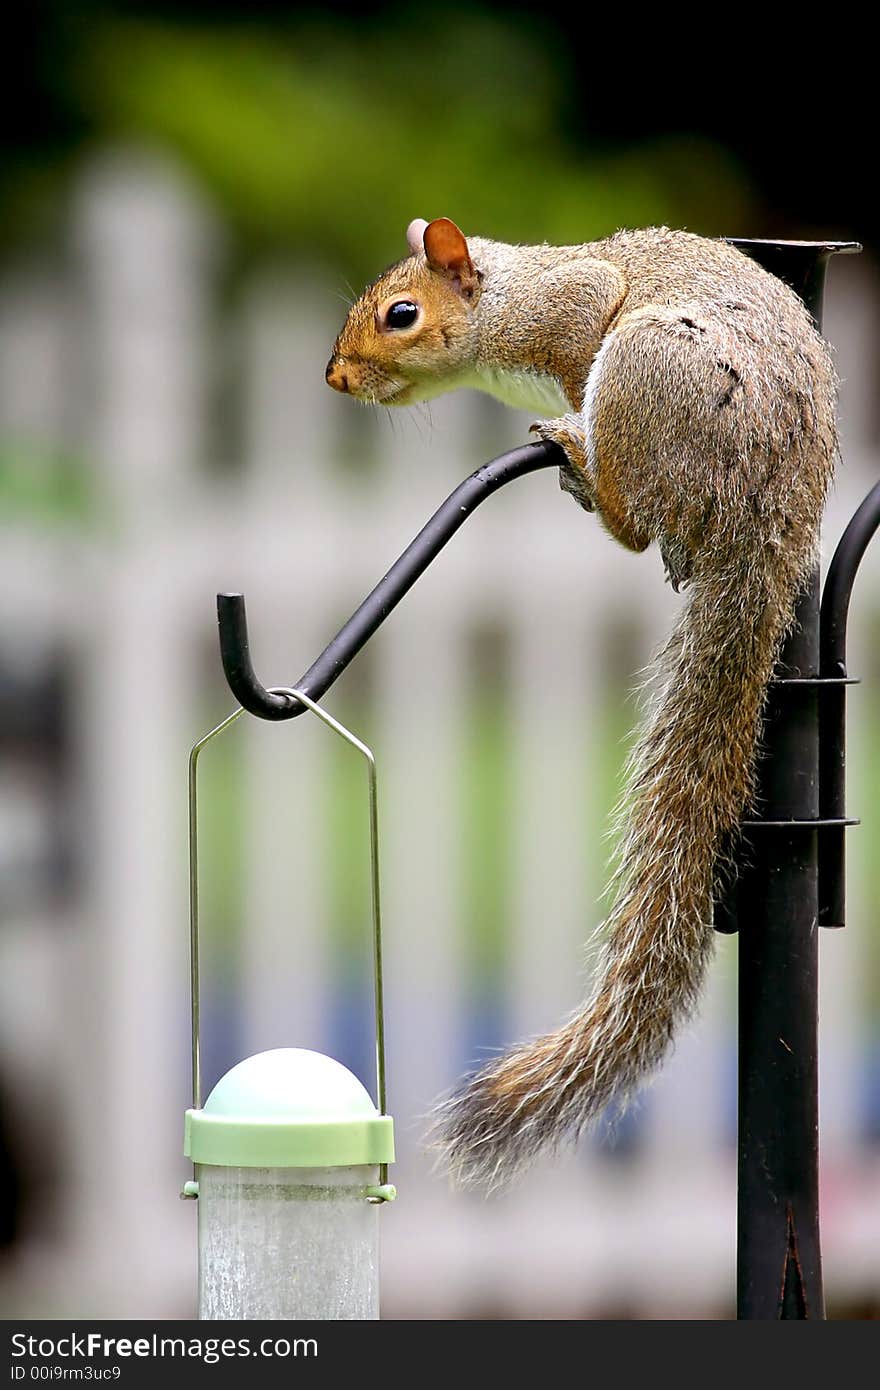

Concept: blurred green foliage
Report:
left=73, top=14, right=751, bottom=281
left=0, top=446, right=94, bottom=523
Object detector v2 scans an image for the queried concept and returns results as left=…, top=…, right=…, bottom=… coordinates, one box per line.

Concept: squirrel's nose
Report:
left=325, top=359, right=350, bottom=393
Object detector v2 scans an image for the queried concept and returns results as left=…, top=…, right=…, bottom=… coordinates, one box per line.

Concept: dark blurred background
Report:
left=3, top=4, right=875, bottom=266
left=0, top=2, right=877, bottom=1320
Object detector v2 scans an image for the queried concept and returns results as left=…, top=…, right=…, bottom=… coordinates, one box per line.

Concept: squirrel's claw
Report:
left=660, top=537, right=694, bottom=593
left=558, top=465, right=596, bottom=513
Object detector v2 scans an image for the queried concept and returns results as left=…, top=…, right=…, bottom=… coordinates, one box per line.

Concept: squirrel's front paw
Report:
left=529, top=416, right=586, bottom=461
left=530, top=417, right=596, bottom=514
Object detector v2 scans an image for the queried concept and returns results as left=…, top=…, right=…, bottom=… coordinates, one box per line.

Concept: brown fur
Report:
left=328, top=221, right=838, bottom=1187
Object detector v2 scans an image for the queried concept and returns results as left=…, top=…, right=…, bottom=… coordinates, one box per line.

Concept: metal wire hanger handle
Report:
left=187, top=687, right=389, bottom=1180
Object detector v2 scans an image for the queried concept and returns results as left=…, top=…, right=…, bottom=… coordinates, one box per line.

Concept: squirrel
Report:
left=325, top=217, right=838, bottom=1189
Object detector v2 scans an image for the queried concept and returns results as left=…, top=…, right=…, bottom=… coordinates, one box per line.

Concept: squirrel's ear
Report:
left=406, top=218, right=429, bottom=256
left=423, top=218, right=480, bottom=300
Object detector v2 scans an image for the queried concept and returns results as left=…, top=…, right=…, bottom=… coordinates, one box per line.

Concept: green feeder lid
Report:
left=185, top=1048, right=395, bottom=1168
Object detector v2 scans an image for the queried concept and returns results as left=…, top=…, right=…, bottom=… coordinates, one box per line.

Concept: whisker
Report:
left=333, top=280, right=356, bottom=309
left=410, top=402, right=435, bottom=441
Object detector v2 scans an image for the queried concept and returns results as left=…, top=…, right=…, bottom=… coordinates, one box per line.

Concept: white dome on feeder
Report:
left=204, top=1048, right=378, bottom=1120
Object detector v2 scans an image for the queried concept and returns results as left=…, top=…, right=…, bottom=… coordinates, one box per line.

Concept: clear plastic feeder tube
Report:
left=197, top=1165, right=380, bottom=1321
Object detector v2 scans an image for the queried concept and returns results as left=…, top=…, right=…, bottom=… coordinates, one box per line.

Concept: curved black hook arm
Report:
left=818, top=478, right=880, bottom=927
left=820, top=478, right=880, bottom=677
left=217, top=439, right=564, bottom=720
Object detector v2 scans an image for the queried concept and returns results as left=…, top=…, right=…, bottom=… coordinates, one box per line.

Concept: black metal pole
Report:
left=722, top=240, right=858, bottom=1319
left=736, top=571, right=823, bottom=1318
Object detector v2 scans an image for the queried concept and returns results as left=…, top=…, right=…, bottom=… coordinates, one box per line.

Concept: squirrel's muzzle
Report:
left=325, top=359, right=350, bottom=393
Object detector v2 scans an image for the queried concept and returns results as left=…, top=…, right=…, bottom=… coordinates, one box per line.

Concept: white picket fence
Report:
left=0, top=150, right=878, bottom=1318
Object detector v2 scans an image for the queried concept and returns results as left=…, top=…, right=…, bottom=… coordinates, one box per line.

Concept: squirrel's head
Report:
left=326, top=217, right=483, bottom=406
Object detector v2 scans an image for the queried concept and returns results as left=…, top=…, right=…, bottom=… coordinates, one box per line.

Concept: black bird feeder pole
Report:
left=216, top=237, right=875, bottom=1321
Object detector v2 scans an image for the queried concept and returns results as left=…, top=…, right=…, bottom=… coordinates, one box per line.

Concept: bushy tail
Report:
left=430, top=521, right=817, bottom=1190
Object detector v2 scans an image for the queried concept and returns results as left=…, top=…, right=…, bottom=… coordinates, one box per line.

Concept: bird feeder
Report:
left=183, top=690, right=394, bottom=1321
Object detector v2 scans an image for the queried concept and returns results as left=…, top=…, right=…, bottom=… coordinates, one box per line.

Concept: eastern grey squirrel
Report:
left=326, top=218, right=838, bottom=1189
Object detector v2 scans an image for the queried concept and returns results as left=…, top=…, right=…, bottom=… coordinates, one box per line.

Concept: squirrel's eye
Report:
left=385, top=301, right=419, bottom=330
